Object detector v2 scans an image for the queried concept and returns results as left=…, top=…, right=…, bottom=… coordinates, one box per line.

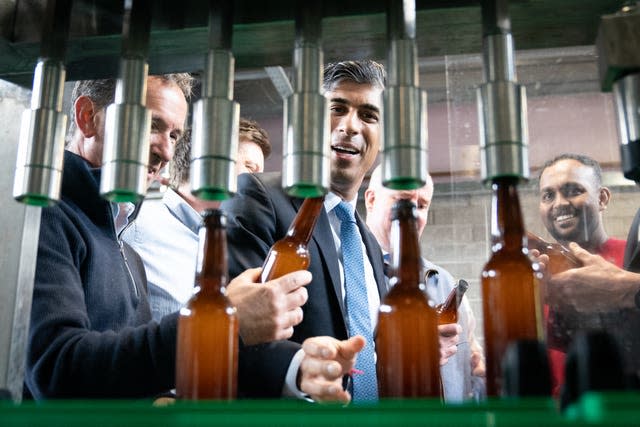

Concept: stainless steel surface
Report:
left=282, top=92, right=330, bottom=197
left=382, top=85, right=429, bottom=189
left=478, top=2, right=529, bottom=182
left=383, top=0, right=427, bottom=190
left=190, top=96, right=240, bottom=200
left=190, top=2, right=239, bottom=201
left=282, top=2, right=328, bottom=198
left=483, top=34, right=516, bottom=83
left=13, top=60, right=66, bottom=206
left=613, top=72, right=640, bottom=181
left=477, top=81, right=529, bottom=180
left=101, top=100, right=152, bottom=202
left=100, top=0, right=152, bottom=202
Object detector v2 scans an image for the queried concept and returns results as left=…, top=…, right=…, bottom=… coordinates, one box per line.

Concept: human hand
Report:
left=299, top=335, right=366, bottom=404
left=470, top=349, right=486, bottom=377
left=548, top=242, right=639, bottom=312
left=227, top=268, right=311, bottom=345
left=438, top=323, right=461, bottom=366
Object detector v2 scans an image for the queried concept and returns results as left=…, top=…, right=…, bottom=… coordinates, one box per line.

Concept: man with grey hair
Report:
left=364, top=164, right=486, bottom=402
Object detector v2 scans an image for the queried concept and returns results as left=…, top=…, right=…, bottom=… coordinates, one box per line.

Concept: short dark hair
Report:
left=66, top=73, right=194, bottom=143
left=322, top=60, right=387, bottom=93
left=538, top=153, right=603, bottom=187
left=169, top=117, right=271, bottom=187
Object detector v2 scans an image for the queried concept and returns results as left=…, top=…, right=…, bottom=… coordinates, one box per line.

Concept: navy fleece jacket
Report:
left=26, top=151, right=178, bottom=399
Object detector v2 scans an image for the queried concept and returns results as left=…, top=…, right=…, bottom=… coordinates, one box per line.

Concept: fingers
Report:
left=300, top=336, right=360, bottom=404
left=269, top=270, right=312, bottom=293
left=299, top=377, right=351, bottom=404
left=336, top=335, right=366, bottom=360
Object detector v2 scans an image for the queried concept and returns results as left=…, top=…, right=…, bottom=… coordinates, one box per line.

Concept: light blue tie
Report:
left=334, top=201, right=379, bottom=402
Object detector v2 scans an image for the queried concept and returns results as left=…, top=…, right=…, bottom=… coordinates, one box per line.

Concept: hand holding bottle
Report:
left=547, top=242, right=640, bottom=312
left=227, top=268, right=311, bottom=345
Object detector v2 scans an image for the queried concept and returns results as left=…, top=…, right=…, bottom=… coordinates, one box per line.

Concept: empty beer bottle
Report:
left=526, top=231, right=581, bottom=274
left=376, top=199, right=442, bottom=398
left=436, top=279, right=469, bottom=325
left=482, top=178, right=543, bottom=397
left=260, top=196, right=324, bottom=282
left=176, top=209, right=238, bottom=400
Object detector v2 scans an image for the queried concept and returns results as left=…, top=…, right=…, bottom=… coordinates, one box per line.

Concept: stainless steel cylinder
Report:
left=100, top=58, right=150, bottom=202
left=100, top=103, right=151, bottom=202
left=292, top=46, right=322, bottom=93
left=190, top=96, right=240, bottom=200
left=282, top=92, right=330, bottom=197
left=13, top=59, right=67, bottom=206
left=387, top=39, right=419, bottom=87
left=477, top=81, right=529, bottom=180
left=382, top=86, right=428, bottom=190
left=613, top=72, right=640, bottom=181
left=483, top=33, right=516, bottom=82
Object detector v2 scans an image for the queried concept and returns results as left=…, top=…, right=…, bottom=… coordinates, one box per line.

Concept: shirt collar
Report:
left=162, top=188, right=203, bottom=234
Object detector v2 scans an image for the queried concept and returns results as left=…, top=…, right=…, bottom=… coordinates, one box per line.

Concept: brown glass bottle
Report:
left=482, top=178, right=543, bottom=397
left=176, top=209, right=238, bottom=400
left=526, top=231, right=582, bottom=275
left=260, top=196, right=324, bottom=282
left=376, top=199, right=442, bottom=398
left=436, top=279, right=469, bottom=325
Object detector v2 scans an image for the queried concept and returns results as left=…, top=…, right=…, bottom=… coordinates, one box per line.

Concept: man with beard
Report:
left=537, top=153, right=627, bottom=395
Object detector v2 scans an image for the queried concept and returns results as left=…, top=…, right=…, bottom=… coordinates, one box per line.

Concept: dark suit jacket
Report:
left=221, top=172, right=387, bottom=397
left=624, top=207, right=640, bottom=273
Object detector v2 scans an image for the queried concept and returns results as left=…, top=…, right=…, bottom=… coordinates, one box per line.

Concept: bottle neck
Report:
left=389, top=201, right=422, bottom=289
left=287, top=196, right=325, bottom=243
left=490, top=177, right=525, bottom=251
left=196, top=209, right=228, bottom=293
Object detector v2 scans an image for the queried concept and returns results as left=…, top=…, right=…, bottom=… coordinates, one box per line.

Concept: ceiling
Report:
left=0, top=0, right=625, bottom=86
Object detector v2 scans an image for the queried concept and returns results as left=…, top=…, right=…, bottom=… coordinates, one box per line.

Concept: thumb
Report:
left=337, top=335, right=366, bottom=359
left=567, top=242, right=592, bottom=261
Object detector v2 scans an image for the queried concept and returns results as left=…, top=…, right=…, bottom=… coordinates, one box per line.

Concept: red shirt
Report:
left=546, top=237, right=626, bottom=396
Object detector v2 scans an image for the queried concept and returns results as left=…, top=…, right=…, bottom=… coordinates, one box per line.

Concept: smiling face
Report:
left=326, top=80, right=383, bottom=200
left=144, top=77, right=189, bottom=183
left=538, top=158, right=608, bottom=246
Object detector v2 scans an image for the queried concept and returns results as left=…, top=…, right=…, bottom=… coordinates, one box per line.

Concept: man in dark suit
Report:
left=222, top=60, right=390, bottom=403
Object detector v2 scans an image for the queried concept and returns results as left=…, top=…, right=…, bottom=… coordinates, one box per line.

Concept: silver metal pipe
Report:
left=13, top=60, right=67, bottom=206
left=13, top=0, right=72, bottom=206
left=101, top=58, right=151, bottom=202
left=477, top=0, right=529, bottom=182
left=282, top=2, right=329, bottom=197
left=613, top=73, right=640, bottom=181
left=383, top=0, right=427, bottom=190
left=190, top=1, right=239, bottom=201
left=100, top=0, right=152, bottom=202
